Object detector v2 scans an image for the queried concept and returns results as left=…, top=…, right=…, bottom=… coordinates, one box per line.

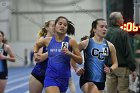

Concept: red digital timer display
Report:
left=120, top=22, right=140, bottom=32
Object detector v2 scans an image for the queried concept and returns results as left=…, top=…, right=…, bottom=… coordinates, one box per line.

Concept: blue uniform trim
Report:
left=0, top=44, right=8, bottom=79
left=46, top=36, right=71, bottom=78
left=44, top=76, right=69, bottom=92
left=44, top=36, right=72, bottom=91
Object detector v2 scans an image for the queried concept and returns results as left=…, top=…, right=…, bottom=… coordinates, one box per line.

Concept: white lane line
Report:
left=5, top=82, right=28, bottom=93
left=7, top=76, right=29, bottom=84
left=9, top=73, right=29, bottom=79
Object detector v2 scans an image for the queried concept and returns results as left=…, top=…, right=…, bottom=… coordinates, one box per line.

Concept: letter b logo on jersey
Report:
left=61, top=42, right=68, bottom=49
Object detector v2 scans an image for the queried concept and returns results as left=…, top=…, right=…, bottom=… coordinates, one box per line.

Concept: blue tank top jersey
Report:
left=0, top=44, right=8, bottom=73
left=46, top=36, right=72, bottom=78
left=32, top=36, right=48, bottom=76
left=83, top=38, right=110, bottom=82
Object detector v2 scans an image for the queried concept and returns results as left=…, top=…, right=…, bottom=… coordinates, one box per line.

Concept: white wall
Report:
left=10, top=0, right=104, bottom=41
left=7, top=0, right=104, bottom=66
left=0, top=1, right=11, bottom=40
left=8, top=42, right=34, bottom=67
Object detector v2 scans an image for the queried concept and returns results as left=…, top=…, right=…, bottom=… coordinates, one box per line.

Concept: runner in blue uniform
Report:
left=0, top=31, right=15, bottom=93
left=29, top=20, right=55, bottom=93
left=34, top=16, right=83, bottom=93
left=75, top=19, right=118, bottom=93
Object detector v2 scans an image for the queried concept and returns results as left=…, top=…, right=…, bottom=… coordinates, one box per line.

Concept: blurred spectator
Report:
left=29, top=48, right=34, bottom=66
left=80, top=35, right=89, bottom=41
left=105, top=12, right=136, bottom=93
left=24, top=48, right=28, bottom=66
left=134, top=34, right=140, bottom=93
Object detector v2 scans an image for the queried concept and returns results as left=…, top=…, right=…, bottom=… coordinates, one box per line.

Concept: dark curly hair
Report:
left=55, top=16, right=75, bottom=35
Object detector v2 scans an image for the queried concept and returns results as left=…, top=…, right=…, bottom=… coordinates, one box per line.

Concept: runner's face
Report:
left=48, top=21, right=55, bottom=36
left=55, top=18, right=68, bottom=35
left=94, top=20, right=107, bottom=38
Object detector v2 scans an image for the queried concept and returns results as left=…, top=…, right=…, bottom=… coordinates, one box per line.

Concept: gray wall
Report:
left=10, top=0, right=104, bottom=41
left=1, top=0, right=105, bottom=66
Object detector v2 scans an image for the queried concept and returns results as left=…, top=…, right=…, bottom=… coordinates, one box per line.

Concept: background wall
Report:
left=0, top=0, right=106, bottom=66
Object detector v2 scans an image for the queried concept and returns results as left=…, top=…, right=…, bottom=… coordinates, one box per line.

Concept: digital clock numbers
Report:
left=120, top=22, right=140, bottom=32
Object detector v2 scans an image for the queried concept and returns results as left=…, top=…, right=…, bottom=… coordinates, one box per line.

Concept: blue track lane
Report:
left=5, top=66, right=83, bottom=93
